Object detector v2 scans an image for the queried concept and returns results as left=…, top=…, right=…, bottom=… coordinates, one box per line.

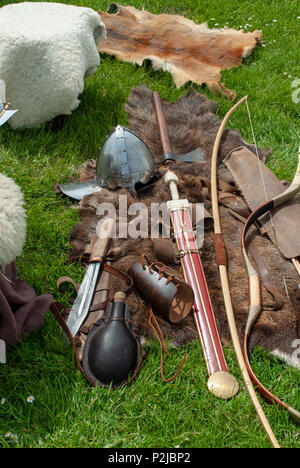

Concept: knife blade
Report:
left=66, top=218, right=114, bottom=336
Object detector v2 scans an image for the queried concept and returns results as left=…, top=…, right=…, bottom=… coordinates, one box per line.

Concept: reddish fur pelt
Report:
left=98, top=4, right=262, bottom=99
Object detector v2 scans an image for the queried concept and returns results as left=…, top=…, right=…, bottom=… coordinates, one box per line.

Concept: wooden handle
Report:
left=0, top=103, right=10, bottom=119
left=90, top=218, right=114, bottom=261
left=245, top=274, right=262, bottom=335
left=249, top=275, right=261, bottom=308
left=152, top=91, right=172, bottom=155
left=164, top=170, right=180, bottom=200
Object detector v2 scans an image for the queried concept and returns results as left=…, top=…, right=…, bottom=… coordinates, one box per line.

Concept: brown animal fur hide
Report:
left=98, top=4, right=262, bottom=99
left=65, top=85, right=300, bottom=371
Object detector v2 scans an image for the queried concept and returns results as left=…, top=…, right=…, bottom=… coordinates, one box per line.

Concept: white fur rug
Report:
left=0, top=2, right=106, bottom=129
left=0, top=174, right=26, bottom=267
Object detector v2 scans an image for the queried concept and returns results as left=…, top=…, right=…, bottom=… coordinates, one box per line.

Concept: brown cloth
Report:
left=0, top=262, right=52, bottom=346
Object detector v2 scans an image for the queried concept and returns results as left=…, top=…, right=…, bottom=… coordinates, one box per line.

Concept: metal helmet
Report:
left=59, top=125, right=156, bottom=200
left=96, top=125, right=156, bottom=193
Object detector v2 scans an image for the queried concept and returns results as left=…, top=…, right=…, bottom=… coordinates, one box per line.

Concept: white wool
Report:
left=0, top=80, right=5, bottom=103
left=271, top=348, right=300, bottom=371
left=0, top=2, right=106, bottom=129
left=0, top=174, right=26, bottom=267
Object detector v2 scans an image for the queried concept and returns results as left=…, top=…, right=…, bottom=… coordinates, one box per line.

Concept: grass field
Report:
left=0, top=0, right=299, bottom=449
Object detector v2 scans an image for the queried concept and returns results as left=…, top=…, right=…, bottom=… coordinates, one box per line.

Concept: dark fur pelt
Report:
left=68, top=85, right=300, bottom=369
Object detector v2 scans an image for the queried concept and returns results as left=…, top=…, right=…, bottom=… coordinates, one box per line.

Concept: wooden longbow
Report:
left=210, top=96, right=280, bottom=448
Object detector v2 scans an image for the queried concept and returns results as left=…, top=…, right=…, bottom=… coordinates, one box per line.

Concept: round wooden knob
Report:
left=164, top=170, right=179, bottom=186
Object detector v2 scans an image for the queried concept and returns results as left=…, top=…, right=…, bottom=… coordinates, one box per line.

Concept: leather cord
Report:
left=147, top=304, right=187, bottom=383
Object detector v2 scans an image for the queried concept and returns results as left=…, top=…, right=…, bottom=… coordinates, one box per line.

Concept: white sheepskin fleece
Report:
left=0, top=2, right=106, bottom=129
left=0, top=173, right=26, bottom=267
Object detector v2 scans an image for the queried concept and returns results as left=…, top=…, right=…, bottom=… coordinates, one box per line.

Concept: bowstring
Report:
left=245, top=98, right=277, bottom=242
left=245, top=97, right=288, bottom=301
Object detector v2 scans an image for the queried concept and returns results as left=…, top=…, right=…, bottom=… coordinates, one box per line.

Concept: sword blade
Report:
left=66, top=262, right=101, bottom=337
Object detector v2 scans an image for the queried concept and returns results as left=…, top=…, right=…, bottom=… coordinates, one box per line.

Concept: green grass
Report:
left=0, top=0, right=300, bottom=448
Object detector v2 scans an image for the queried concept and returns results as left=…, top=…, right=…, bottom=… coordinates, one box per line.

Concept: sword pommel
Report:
left=164, top=170, right=179, bottom=200
left=164, top=170, right=178, bottom=186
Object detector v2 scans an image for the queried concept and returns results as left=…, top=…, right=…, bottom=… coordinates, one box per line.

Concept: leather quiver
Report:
left=128, top=256, right=194, bottom=323
left=225, top=146, right=300, bottom=259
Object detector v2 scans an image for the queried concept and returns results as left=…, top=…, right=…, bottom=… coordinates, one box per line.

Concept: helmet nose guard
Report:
left=96, top=125, right=157, bottom=194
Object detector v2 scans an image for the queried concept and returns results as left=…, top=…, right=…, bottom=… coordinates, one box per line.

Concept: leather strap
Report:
left=218, top=192, right=250, bottom=219
left=56, top=263, right=134, bottom=305
left=214, top=233, right=228, bottom=268
left=147, top=304, right=187, bottom=382
left=50, top=301, right=96, bottom=386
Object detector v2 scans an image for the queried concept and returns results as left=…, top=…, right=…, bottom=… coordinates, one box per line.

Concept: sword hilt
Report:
left=90, top=218, right=114, bottom=262
left=164, top=170, right=180, bottom=200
